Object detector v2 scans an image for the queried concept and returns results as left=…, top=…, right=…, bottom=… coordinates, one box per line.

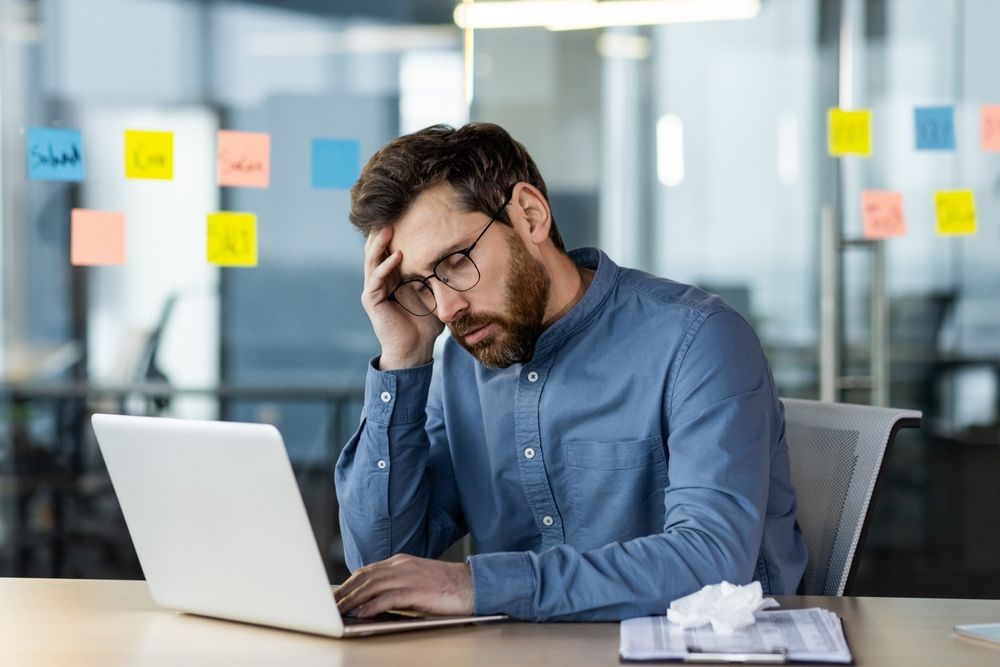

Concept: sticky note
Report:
left=217, top=130, right=270, bottom=188
left=124, top=130, right=173, bottom=180
left=861, top=191, right=906, bottom=240
left=311, top=138, right=360, bottom=189
left=915, top=106, right=955, bottom=150
left=207, top=212, right=257, bottom=267
left=27, top=127, right=85, bottom=181
left=982, top=105, right=1000, bottom=152
left=934, top=190, right=976, bottom=236
left=71, top=209, right=125, bottom=266
left=828, top=109, right=872, bottom=157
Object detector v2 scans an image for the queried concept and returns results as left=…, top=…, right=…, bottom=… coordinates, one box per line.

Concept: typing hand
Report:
left=335, top=554, right=474, bottom=618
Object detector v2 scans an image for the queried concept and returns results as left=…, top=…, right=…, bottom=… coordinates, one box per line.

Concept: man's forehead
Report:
left=391, top=186, right=462, bottom=241
left=389, top=186, right=481, bottom=271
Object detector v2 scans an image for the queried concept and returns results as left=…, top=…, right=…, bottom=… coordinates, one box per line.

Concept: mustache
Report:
left=449, top=313, right=504, bottom=338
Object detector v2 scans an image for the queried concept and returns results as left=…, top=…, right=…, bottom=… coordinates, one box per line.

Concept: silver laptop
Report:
left=91, top=413, right=505, bottom=637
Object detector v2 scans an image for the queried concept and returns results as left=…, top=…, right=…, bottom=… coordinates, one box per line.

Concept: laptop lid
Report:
left=92, top=414, right=346, bottom=637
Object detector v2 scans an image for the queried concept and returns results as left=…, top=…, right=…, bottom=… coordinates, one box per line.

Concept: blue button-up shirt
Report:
left=335, top=248, right=808, bottom=621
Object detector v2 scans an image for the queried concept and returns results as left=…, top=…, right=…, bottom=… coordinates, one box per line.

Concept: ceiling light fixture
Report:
left=454, top=0, right=761, bottom=31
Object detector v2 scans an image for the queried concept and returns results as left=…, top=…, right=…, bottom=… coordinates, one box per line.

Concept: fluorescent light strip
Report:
left=454, top=0, right=761, bottom=31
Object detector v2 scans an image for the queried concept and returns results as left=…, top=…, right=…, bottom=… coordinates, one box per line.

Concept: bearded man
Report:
left=333, top=123, right=807, bottom=621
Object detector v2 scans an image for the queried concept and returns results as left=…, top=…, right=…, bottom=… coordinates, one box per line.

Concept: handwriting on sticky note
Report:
left=71, top=209, right=125, bottom=266
left=915, top=106, right=956, bottom=150
left=982, top=105, right=1000, bottom=152
left=28, top=127, right=85, bottom=181
left=311, top=138, right=360, bottom=189
left=828, top=109, right=871, bottom=157
left=124, top=130, right=173, bottom=180
left=862, top=191, right=906, bottom=240
left=934, top=190, right=977, bottom=236
left=207, top=212, right=257, bottom=267
left=217, top=130, right=270, bottom=188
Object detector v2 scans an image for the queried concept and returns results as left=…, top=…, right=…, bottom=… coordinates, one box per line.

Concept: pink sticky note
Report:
left=862, top=191, right=906, bottom=240
left=71, top=208, right=125, bottom=265
left=982, top=105, right=1000, bottom=152
left=217, top=130, right=270, bottom=187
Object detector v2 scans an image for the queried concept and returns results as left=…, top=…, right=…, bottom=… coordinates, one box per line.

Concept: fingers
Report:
left=334, top=556, right=473, bottom=618
left=335, top=556, right=403, bottom=608
left=371, top=250, right=401, bottom=281
left=335, top=555, right=416, bottom=615
left=336, top=563, right=389, bottom=605
left=338, top=575, right=402, bottom=615
left=362, top=227, right=404, bottom=307
left=364, top=226, right=393, bottom=276
left=355, top=590, right=411, bottom=618
left=362, top=250, right=402, bottom=306
left=334, top=573, right=360, bottom=605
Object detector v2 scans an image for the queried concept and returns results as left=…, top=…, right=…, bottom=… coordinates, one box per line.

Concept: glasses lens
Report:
left=436, top=253, right=481, bottom=291
left=393, top=280, right=436, bottom=316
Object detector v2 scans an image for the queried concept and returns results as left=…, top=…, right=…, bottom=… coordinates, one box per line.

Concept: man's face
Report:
left=389, top=184, right=551, bottom=368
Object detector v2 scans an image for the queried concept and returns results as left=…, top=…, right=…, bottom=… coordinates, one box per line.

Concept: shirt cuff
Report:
left=468, top=551, right=536, bottom=620
left=363, top=356, right=434, bottom=425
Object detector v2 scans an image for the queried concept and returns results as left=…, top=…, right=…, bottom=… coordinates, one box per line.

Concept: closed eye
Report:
left=441, top=252, right=467, bottom=269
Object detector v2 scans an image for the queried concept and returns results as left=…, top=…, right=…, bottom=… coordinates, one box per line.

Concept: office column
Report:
left=599, top=27, right=647, bottom=270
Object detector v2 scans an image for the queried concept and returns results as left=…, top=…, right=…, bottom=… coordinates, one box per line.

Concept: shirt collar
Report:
left=530, top=247, right=619, bottom=360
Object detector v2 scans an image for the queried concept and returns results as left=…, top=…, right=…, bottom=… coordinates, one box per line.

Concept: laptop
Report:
left=91, top=413, right=506, bottom=637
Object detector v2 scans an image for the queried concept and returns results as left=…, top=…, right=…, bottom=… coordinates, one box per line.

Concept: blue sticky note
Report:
left=311, top=138, right=360, bottom=189
left=915, top=106, right=955, bottom=150
left=27, top=127, right=86, bottom=181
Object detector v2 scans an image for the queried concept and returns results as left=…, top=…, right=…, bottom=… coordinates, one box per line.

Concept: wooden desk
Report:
left=1, top=578, right=998, bottom=665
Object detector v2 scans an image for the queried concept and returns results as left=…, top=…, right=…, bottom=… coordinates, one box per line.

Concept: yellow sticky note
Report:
left=207, top=212, right=257, bottom=266
left=124, top=130, right=173, bottom=180
left=828, top=109, right=872, bottom=157
left=862, top=191, right=906, bottom=240
left=934, top=190, right=977, bottom=236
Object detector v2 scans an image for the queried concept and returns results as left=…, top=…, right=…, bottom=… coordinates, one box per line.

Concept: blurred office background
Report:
left=0, top=0, right=997, bottom=597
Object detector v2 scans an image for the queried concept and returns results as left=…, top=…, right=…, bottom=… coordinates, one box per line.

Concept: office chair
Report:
left=781, top=398, right=921, bottom=596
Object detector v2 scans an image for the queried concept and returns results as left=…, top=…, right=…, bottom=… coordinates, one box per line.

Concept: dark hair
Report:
left=349, top=123, right=565, bottom=252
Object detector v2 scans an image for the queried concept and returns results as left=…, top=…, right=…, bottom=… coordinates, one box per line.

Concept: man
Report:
left=334, top=123, right=808, bottom=622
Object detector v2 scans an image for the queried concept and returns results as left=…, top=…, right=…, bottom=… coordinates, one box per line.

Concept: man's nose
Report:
left=433, top=282, right=469, bottom=324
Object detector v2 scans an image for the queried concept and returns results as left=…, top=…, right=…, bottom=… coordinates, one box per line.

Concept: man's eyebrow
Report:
left=398, top=239, right=470, bottom=282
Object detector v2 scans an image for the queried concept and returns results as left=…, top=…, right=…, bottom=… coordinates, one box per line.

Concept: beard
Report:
left=448, top=231, right=551, bottom=369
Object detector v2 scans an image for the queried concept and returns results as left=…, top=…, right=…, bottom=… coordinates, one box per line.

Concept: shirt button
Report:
left=380, top=391, right=391, bottom=403
left=527, top=371, right=539, bottom=383
left=524, top=447, right=536, bottom=459
left=377, top=459, right=387, bottom=470
left=542, top=515, right=554, bottom=527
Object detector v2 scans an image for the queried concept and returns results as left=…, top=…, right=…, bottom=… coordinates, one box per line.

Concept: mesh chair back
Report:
left=781, top=399, right=921, bottom=596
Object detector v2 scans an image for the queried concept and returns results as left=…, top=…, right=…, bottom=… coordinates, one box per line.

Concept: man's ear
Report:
left=510, top=182, right=551, bottom=247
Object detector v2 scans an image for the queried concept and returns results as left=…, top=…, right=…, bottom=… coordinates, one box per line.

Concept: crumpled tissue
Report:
left=666, top=581, right=779, bottom=635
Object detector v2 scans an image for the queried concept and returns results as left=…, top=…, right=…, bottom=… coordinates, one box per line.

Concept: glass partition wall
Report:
left=0, top=0, right=997, bottom=597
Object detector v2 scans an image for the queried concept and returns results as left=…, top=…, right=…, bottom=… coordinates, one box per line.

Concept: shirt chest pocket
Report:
left=563, top=435, right=667, bottom=470
left=560, top=435, right=669, bottom=547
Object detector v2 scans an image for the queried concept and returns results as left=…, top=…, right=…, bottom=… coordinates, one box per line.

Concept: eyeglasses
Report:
left=388, top=196, right=511, bottom=317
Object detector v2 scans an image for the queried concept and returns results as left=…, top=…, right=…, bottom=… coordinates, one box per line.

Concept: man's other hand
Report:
left=334, top=554, right=474, bottom=618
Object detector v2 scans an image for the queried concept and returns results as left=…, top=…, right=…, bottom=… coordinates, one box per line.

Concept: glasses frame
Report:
left=388, top=195, right=512, bottom=317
